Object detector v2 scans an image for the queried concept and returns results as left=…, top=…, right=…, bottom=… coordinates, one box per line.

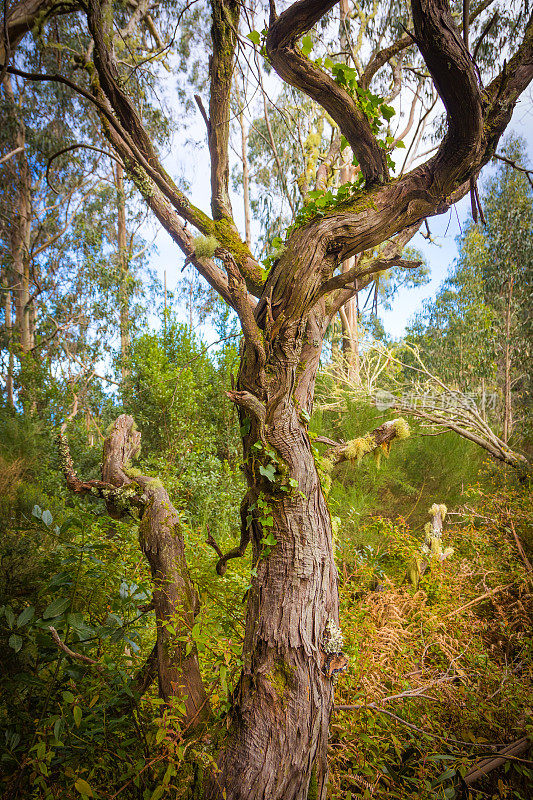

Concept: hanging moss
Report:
left=392, top=417, right=410, bottom=440
left=193, top=235, right=219, bottom=259
left=344, top=434, right=376, bottom=465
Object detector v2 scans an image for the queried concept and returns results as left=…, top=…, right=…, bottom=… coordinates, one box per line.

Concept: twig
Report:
left=49, top=626, right=105, bottom=673
left=444, top=584, right=512, bottom=618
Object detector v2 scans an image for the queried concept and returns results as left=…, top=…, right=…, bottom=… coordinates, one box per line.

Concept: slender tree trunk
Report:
left=502, top=275, right=513, bottom=443
left=4, top=75, right=33, bottom=357
left=239, top=108, right=252, bottom=249
left=206, top=315, right=339, bottom=800
left=4, top=278, right=14, bottom=407
left=116, top=164, right=131, bottom=381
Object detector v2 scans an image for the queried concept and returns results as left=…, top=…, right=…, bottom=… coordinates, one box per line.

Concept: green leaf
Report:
left=43, top=597, right=70, bottom=619
left=17, top=606, right=35, bottom=627
left=32, top=505, right=42, bottom=519
left=380, top=103, right=395, bottom=121
left=246, top=30, right=261, bottom=46
left=431, top=767, right=456, bottom=788
left=73, top=706, right=82, bottom=728
left=395, top=139, right=406, bottom=148
left=259, top=464, right=276, bottom=482
left=74, top=778, right=94, bottom=797
left=263, top=515, right=274, bottom=527
left=5, top=606, right=15, bottom=629
left=240, top=417, right=251, bottom=436
left=62, top=691, right=75, bottom=704
left=42, top=509, right=53, bottom=526
left=8, top=634, right=23, bottom=652
left=150, top=787, right=165, bottom=800
left=301, top=35, right=313, bottom=57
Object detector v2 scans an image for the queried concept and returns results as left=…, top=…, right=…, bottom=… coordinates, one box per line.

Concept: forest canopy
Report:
left=1, top=1, right=532, bottom=799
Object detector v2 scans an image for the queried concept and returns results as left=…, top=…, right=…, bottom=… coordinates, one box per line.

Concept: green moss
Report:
left=344, top=434, right=376, bottom=464
left=392, top=417, right=410, bottom=440
left=123, top=466, right=143, bottom=478
left=307, top=765, right=318, bottom=800
left=267, top=660, right=295, bottom=702
left=193, top=235, right=219, bottom=259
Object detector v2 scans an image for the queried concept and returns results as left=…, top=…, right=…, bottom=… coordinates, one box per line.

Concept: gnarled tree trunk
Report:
left=207, top=315, right=338, bottom=799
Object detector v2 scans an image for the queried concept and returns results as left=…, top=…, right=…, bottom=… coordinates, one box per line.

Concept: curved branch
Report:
left=46, top=143, right=124, bottom=194
left=323, top=418, right=410, bottom=466
left=266, top=0, right=389, bottom=185
left=412, top=0, right=483, bottom=186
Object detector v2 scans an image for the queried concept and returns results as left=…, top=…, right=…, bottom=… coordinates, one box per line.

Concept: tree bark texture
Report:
left=203, top=297, right=340, bottom=799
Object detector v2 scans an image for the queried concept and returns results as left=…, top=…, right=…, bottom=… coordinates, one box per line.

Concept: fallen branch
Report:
left=464, top=737, right=532, bottom=784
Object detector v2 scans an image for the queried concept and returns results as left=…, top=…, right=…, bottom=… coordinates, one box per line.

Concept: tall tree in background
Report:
left=407, top=136, right=533, bottom=445
left=2, top=0, right=532, bottom=797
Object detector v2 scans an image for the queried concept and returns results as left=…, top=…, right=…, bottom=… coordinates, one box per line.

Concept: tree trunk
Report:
left=4, top=75, right=33, bottom=357
left=60, top=415, right=211, bottom=731
left=3, top=278, right=14, bottom=407
left=502, top=275, right=513, bottom=444
left=116, top=164, right=131, bottom=382
left=206, top=316, right=339, bottom=800
left=337, top=0, right=360, bottom=384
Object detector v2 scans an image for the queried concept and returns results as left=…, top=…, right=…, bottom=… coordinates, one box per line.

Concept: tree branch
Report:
left=59, top=414, right=211, bottom=729
left=412, top=0, right=483, bottom=187
left=209, top=0, right=239, bottom=222
left=266, top=0, right=389, bottom=185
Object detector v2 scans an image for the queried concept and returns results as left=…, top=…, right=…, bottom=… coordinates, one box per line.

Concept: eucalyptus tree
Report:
left=0, top=5, right=161, bottom=409
left=2, top=0, right=533, bottom=798
left=407, top=137, right=533, bottom=443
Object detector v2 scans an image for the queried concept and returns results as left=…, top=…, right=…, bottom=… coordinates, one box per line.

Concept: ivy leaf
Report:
left=43, top=597, right=71, bottom=619
left=74, top=778, right=94, bottom=797
left=301, top=35, right=313, bottom=57
left=246, top=30, right=261, bottom=46
left=9, top=634, right=23, bottom=652
left=259, top=464, right=276, bottom=482
left=380, top=103, right=395, bottom=121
